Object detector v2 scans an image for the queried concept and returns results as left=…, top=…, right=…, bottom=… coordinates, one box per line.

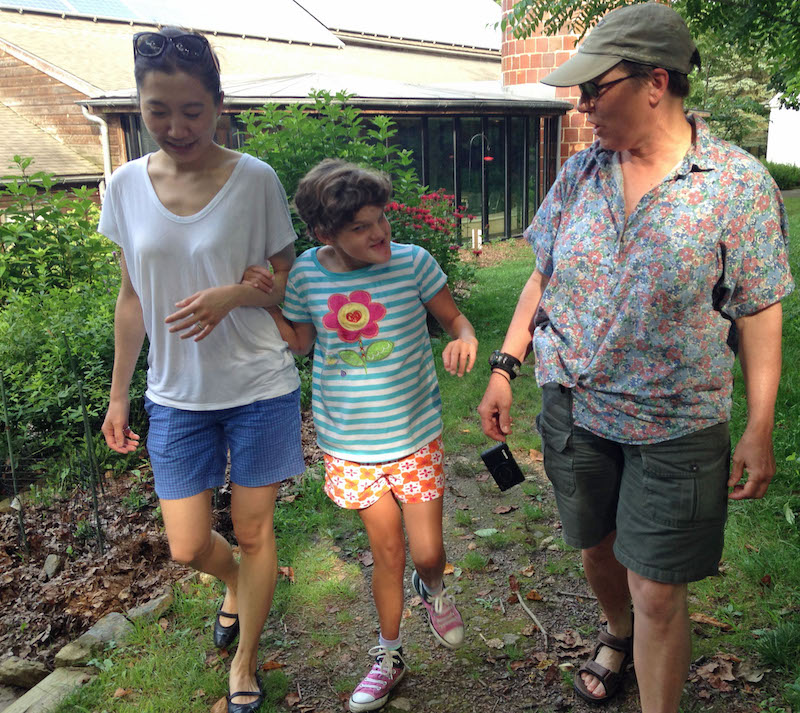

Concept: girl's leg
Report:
left=403, top=498, right=445, bottom=590
left=227, top=482, right=281, bottom=704
left=160, top=490, right=239, bottom=596
left=404, top=497, right=465, bottom=649
left=358, top=492, right=407, bottom=640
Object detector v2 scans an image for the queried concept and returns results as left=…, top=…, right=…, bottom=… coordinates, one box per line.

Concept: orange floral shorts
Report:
left=323, top=437, right=445, bottom=510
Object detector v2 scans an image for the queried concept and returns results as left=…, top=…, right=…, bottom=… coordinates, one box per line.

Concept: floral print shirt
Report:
left=527, top=116, right=794, bottom=444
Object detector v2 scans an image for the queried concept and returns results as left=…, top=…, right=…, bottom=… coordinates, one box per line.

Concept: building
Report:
left=1, top=0, right=572, bottom=239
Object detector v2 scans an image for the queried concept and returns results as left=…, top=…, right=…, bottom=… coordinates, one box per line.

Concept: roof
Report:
left=298, top=0, right=500, bottom=51
left=0, top=101, right=102, bottom=181
left=0, top=8, right=501, bottom=97
left=85, top=73, right=572, bottom=115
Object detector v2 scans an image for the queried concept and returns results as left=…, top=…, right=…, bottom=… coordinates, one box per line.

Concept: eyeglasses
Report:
left=133, top=32, right=210, bottom=62
left=578, top=75, right=635, bottom=100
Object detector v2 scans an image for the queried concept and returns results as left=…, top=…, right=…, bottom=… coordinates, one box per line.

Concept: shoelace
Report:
left=429, top=590, right=456, bottom=615
left=365, top=646, right=405, bottom=682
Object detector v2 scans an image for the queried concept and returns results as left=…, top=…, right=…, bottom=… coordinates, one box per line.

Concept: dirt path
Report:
left=254, top=451, right=774, bottom=713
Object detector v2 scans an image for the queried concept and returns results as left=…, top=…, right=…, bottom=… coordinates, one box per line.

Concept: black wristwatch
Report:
left=489, top=350, right=521, bottom=380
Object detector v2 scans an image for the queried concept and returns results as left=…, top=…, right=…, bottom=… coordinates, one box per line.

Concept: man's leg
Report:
left=578, top=530, right=633, bottom=698
left=628, top=573, right=689, bottom=713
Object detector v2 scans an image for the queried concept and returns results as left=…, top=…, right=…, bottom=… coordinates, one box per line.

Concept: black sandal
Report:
left=227, top=674, right=263, bottom=713
left=213, top=608, right=239, bottom=649
left=573, top=627, right=633, bottom=703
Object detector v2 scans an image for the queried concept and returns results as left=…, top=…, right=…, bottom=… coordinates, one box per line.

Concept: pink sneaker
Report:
left=348, top=646, right=405, bottom=712
left=412, top=570, right=465, bottom=649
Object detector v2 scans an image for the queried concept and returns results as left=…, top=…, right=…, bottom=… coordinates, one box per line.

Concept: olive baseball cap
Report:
left=541, top=2, right=701, bottom=87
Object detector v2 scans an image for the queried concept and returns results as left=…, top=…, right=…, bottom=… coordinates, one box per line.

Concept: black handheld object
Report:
left=480, top=442, right=525, bottom=491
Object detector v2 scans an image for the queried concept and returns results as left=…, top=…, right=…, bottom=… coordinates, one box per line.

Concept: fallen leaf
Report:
left=467, top=542, right=477, bottom=550
left=285, top=691, right=301, bottom=707
left=158, top=617, right=168, bottom=631
left=261, top=660, right=284, bottom=670
left=331, top=545, right=342, bottom=552
left=456, top=502, right=470, bottom=510
left=529, top=448, right=544, bottom=462
left=690, top=613, right=732, bottom=631
left=493, top=505, right=518, bottom=514
left=326, top=605, right=341, bottom=614
left=484, top=637, right=505, bottom=649
left=278, top=566, right=295, bottom=583
left=211, top=697, right=228, bottom=713
left=280, top=494, right=296, bottom=504
left=112, top=688, right=132, bottom=698
left=460, top=429, right=471, bottom=433
left=358, top=551, right=374, bottom=567
left=191, top=689, right=205, bottom=700
left=744, top=543, right=759, bottom=552
left=525, top=589, right=543, bottom=601
left=508, top=574, right=520, bottom=593
left=443, top=562, right=455, bottom=575
left=402, top=607, right=413, bottom=619
left=760, top=574, right=772, bottom=586
left=520, top=565, right=535, bottom=577
left=476, top=473, right=490, bottom=482
left=475, top=528, right=498, bottom=537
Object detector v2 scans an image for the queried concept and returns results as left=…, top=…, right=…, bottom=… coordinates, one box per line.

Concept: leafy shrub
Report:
left=387, top=189, right=475, bottom=288
left=0, top=285, right=148, bottom=479
left=763, top=160, right=800, bottom=191
left=238, top=90, right=422, bottom=254
left=0, top=157, right=117, bottom=301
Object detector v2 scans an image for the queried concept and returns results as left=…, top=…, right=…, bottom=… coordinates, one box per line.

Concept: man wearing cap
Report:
left=479, top=3, right=793, bottom=711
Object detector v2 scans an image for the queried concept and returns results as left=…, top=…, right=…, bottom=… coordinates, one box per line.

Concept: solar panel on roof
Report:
left=0, top=0, right=72, bottom=12
left=69, top=0, right=137, bottom=20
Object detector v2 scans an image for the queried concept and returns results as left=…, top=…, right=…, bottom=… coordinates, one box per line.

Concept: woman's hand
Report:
left=442, top=336, right=478, bottom=376
left=165, top=286, right=239, bottom=341
left=478, top=372, right=514, bottom=442
left=101, top=397, right=141, bottom=454
left=241, top=265, right=274, bottom=293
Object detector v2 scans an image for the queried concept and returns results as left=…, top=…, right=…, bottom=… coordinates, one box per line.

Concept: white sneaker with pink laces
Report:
left=348, top=646, right=405, bottom=712
left=412, top=570, right=465, bottom=649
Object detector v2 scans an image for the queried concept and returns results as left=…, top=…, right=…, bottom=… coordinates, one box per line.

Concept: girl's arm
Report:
left=101, top=252, right=146, bottom=454
left=267, top=306, right=317, bottom=356
left=165, top=245, right=296, bottom=341
left=424, top=285, right=478, bottom=377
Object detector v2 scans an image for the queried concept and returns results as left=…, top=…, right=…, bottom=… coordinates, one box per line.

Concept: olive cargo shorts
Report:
left=537, top=383, right=731, bottom=584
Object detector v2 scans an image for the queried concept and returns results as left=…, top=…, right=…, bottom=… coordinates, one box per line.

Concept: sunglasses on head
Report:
left=133, top=32, right=210, bottom=62
left=578, top=74, right=635, bottom=100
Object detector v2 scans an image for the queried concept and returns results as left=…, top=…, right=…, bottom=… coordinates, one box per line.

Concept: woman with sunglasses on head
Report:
left=99, top=27, right=303, bottom=713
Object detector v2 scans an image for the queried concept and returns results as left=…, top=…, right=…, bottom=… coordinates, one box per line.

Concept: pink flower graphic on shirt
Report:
left=322, top=291, right=393, bottom=374
left=323, top=291, right=386, bottom=342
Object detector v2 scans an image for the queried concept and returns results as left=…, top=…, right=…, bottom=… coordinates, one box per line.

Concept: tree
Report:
left=500, top=0, right=800, bottom=108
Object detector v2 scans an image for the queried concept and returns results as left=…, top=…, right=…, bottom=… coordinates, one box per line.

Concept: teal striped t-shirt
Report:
left=282, top=242, right=448, bottom=462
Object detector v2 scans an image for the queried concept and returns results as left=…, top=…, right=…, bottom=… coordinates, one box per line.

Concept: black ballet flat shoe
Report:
left=213, top=609, right=239, bottom=649
left=227, top=674, right=263, bottom=713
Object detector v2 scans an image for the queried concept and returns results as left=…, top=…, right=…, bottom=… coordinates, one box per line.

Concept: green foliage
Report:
left=388, top=189, right=475, bottom=287
left=0, top=286, right=148, bottom=477
left=500, top=0, right=800, bottom=108
left=0, top=156, right=116, bottom=301
left=763, top=161, right=800, bottom=191
left=238, top=90, right=422, bottom=254
left=688, top=34, right=772, bottom=152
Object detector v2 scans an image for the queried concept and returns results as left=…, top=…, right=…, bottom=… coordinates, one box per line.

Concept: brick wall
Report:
left=501, top=0, right=593, bottom=165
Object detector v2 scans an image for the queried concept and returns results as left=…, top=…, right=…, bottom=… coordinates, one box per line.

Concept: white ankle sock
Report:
left=379, top=633, right=402, bottom=650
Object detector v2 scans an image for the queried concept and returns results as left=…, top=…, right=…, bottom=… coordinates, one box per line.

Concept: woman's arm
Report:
left=165, top=244, right=296, bottom=341
left=424, top=285, right=478, bottom=377
left=477, top=268, right=550, bottom=441
left=101, top=252, right=146, bottom=453
left=267, top=306, right=317, bottom=355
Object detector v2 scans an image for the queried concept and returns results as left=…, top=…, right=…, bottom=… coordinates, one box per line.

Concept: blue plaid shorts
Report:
left=144, top=389, right=305, bottom=500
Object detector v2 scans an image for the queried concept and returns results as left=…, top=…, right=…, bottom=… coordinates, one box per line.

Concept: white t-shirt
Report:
left=99, top=152, right=299, bottom=410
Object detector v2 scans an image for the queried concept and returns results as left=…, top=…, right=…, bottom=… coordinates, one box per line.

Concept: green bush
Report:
left=763, top=160, right=800, bottom=190
left=238, top=90, right=422, bottom=255
left=1, top=157, right=117, bottom=301
left=0, top=286, right=148, bottom=477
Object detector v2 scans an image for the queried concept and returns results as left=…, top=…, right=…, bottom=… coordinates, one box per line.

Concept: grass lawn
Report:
left=53, top=203, right=800, bottom=712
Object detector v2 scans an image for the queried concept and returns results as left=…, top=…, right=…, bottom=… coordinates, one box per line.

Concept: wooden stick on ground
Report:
left=515, top=592, right=548, bottom=650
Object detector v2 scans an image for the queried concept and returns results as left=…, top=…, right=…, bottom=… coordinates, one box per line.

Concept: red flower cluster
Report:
left=385, top=201, right=454, bottom=234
